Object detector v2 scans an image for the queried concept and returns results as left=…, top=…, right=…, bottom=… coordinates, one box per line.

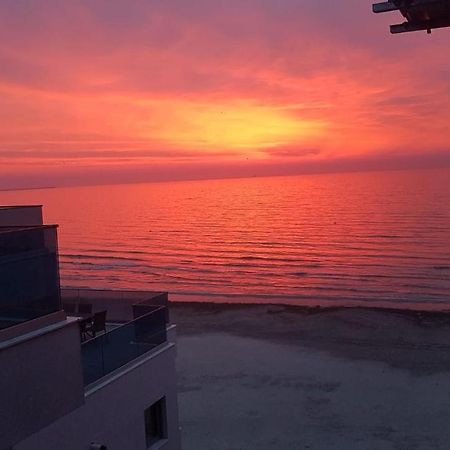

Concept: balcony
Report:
left=61, top=289, right=170, bottom=386
left=81, top=306, right=167, bottom=386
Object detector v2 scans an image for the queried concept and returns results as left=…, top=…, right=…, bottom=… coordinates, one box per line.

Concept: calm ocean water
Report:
left=2, top=169, right=450, bottom=309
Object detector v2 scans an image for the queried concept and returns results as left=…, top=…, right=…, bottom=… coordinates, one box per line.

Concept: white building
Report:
left=0, top=206, right=181, bottom=450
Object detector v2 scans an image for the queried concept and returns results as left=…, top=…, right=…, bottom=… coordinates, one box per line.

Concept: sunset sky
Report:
left=0, top=0, right=449, bottom=188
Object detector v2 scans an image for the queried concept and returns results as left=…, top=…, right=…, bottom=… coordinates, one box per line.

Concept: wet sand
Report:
left=171, top=303, right=450, bottom=450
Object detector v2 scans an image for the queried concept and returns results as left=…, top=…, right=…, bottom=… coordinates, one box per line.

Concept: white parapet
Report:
left=0, top=205, right=43, bottom=226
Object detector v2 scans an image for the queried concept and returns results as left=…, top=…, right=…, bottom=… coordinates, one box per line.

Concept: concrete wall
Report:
left=14, top=343, right=181, bottom=450
left=0, top=206, right=43, bottom=226
left=0, top=311, right=66, bottom=344
left=0, top=320, right=85, bottom=449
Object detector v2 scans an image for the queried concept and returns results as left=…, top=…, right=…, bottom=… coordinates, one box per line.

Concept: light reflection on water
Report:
left=1, top=168, right=450, bottom=309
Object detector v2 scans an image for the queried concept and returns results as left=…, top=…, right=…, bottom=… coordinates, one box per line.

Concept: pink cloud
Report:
left=0, top=0, right=449, bottom=188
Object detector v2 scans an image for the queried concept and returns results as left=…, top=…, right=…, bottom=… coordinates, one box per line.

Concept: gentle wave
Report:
left=3, top=169, right=450, bottom=308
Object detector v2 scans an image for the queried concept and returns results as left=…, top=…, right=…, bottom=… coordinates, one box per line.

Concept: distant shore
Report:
left=0, top=186, right=56, bottom=192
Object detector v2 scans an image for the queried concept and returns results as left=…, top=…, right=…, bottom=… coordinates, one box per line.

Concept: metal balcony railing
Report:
left=81, top=305, right=168, bottom=386
left=61, top=288, right=168, bottom=323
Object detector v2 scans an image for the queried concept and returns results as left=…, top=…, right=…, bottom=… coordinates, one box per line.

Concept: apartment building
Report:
left=0, top=206, right=181, bottom=450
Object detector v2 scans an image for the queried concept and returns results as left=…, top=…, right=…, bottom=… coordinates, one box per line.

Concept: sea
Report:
left=1, top=168, right=450, bottom=309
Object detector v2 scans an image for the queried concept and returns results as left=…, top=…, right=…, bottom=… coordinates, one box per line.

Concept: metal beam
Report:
left=373, top=2, right=400, bottom=13
left=390, top=17, right=450, bottom=32
left=373, top=0, right=450, bottom=33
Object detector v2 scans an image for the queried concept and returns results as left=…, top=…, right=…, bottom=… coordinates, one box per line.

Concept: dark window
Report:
left=144, top=397, right=167, bottom=447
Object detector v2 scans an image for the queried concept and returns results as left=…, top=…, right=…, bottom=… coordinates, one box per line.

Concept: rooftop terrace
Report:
left=61, top=289, right=170, bottom=387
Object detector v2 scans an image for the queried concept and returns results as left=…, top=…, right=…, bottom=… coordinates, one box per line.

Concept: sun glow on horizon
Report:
left=137, top=100, right=327, bottom=154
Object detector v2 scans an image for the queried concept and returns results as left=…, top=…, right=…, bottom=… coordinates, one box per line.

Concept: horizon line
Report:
left=2, top=164, right=449, bottom=193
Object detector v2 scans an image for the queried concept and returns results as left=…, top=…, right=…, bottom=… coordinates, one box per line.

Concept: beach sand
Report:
left=171, top=303, right=450, bottom=450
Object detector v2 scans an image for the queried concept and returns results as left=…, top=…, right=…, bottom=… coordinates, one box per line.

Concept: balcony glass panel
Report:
left=0, top=226, right=61, bottom=329
left=81, top=306, right=167, bottom=386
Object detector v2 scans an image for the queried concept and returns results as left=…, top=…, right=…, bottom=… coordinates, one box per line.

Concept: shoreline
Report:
left=169, top=292, right=450, bottom=313
left=170, top=299, right=450, bottom=318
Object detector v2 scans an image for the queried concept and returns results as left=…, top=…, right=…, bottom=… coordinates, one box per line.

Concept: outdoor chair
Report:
left=79, top=316, right=92, bottom=342
left=85, top=310, right=107, bottom=338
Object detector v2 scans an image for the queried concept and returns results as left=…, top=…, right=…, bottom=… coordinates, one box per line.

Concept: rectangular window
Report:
left=144, top=397, right=167, bottom=447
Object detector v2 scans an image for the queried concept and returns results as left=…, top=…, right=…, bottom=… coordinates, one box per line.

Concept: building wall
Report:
left=0, top=321, right=85, bottom=449
left=14, top=343, right=181, bottom=450
left=0, top=206, right=43, bottom=226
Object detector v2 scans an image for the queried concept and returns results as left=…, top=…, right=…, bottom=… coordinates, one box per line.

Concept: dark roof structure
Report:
left=373, top=0, right=450, bottom=33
